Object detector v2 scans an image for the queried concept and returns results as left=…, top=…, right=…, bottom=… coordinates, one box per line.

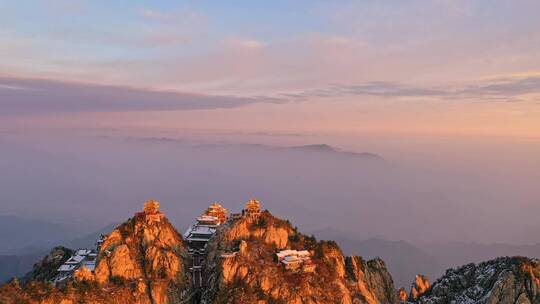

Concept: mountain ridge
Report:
left=124, top=137, right=384, bottom=161
left=1, top=200, right=539, bottom=304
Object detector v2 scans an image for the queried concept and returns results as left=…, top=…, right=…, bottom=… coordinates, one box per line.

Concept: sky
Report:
left=1, top=0, right=540, bottom=138
left=0, top=1, right=540, bottom=249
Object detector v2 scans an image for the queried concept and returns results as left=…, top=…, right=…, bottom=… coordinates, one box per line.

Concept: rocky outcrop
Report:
left=0, top=200, right=192, bottom=304
left=87, top=200, right=192, bottom=302
left=346, top=256, right=398, bottom=304
left=201, top=210, right=398, bottom=304
left=398, top=287, right=408, bottom=301
left=21, top=246, right=73, bottom=283
left=222, top=212, right=291, bottom=248
left=414, top=257, right=540, bottom=304
left=409, top=274, right=430, bottom=301
left=6, top=199, right=539, bottom=304
left=72, top=266, right=94, bottom=282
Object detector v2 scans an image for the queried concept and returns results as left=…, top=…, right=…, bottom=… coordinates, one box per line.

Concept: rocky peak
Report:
left=93, top=200, right=191, bottom=301
left=345, top=256, right=398, bottom=304
left=7, top=198, right=539, bottom=304
left=0, top=200, right=192, bottom=304
left=409, top=274, right=430, bottom=301
left=415, top=256, right=540, bottom=304
left=398, top=287, right=408, bottom=301
left=222, top=209, right=294, bottom=249
left=202, top=207, right=398, bottom=304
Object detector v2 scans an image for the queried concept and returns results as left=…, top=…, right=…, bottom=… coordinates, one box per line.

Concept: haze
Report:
left=1, top=0, right=539, bottom=267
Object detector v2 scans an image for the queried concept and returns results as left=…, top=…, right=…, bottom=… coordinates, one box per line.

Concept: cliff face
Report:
left=201, top=210, right=398, bottom=304
left=414, top=257, right=540, bottom=304
left=92, top=209, right=192, bottom=303
left=346, top=256, right=398, bottom=304
left=0, top=202, right=192, bottom=304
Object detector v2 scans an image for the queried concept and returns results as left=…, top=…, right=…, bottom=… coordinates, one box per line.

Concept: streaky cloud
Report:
left=0, top=77, right=277, bottom=115
left=284, top=76, right=540, bottom=102
left=2, top=75, right=538, bottom=116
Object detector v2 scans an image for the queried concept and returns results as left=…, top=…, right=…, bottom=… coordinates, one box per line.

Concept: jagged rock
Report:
left=346, top=256, right=399, bottom=304
left=0, top=200, right=192, bottom=304
left=398, top=287, right=408, bottom=301
left=201, top=210, right=398, bottom=304
left=5, top=199, right=538, bottom=304
left=224, top=213, right=291, bottom=249
left=92, top=200, right=190, bottom=302
left=72, top=267, right=93, bottom=282
left=109, top=244, right=141, bottom=280
left=238, top=240, right=248, bottom=255
left=415, top=257, right=540, bottom=304
left=409, top=274, right=429, bottom=300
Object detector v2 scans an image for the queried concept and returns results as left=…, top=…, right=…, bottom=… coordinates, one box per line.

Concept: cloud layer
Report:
left=282, top=76, right=540, bottom=103
left=0, top=77, right=273, bottom=115
left=2, top=74, right=538, bottom=116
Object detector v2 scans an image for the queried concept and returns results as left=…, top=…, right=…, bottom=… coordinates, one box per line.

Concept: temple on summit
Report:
left=203, top=202, right=228, bottom=224
left=243, top=199, right=261, bottom=218
left=184, top=202, right=227, bottom=250
left=143, top=199, right=160, bottom=214
left=137, top=199, right=164, bottom=224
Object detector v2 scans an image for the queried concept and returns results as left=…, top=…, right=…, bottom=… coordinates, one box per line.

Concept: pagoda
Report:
left=243, top=199, right=261, bottom=218
left=137, top=199, right=164, bottom=223
left=204, top=202, right=228, bottom=224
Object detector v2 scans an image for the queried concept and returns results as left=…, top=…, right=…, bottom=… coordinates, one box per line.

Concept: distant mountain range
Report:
left=0, top=215, right=75, bottom=283
left=281, top=144, right=383, bottom=160
left=312, top=228, right=540, bottom=289
left=0, top=253, right=44, bottom=284
left=127, top=137, right=384, bottom=161
left=419, top=241, right=540, bottom=268
left=0, top=215, right=75, bottom=255
left=64, top=223, right=118, bottom=249
left=311, top=229, right=442, bottom=288
left=0, top=222, right=117, bottom=283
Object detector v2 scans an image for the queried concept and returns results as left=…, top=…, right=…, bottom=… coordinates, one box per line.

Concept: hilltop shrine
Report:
left=204, top=202, right=228, bottom=224
left=243, top=199, right=261, bottom=218
left=138, top=199, right=164, bottom=224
